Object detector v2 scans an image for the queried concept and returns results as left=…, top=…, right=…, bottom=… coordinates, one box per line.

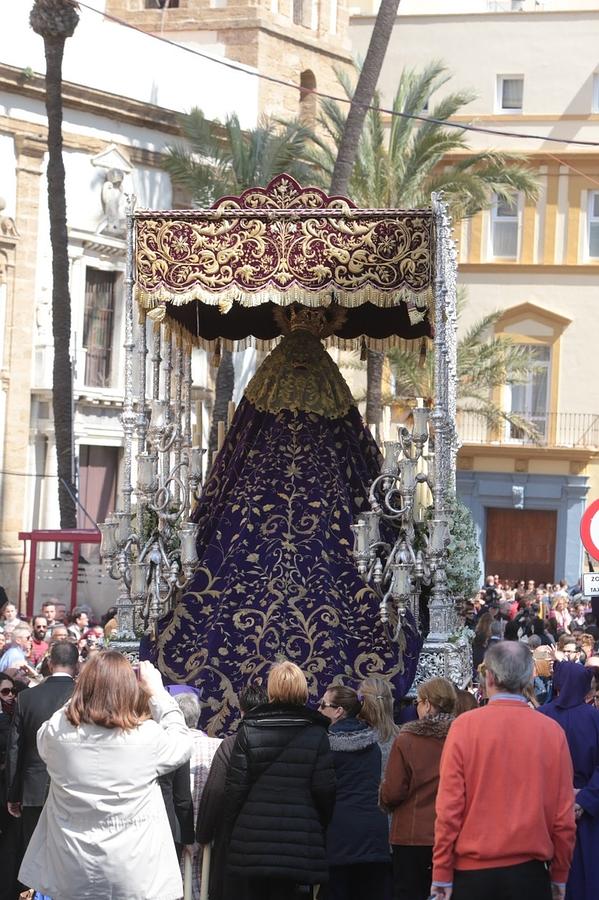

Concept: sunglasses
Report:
left=0, top=687, right=16, bottom=696
left=318, top=701, right=340, bottom=710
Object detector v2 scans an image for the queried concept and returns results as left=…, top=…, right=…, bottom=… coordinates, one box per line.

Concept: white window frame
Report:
left=588, top=191, right=599, bottom=259
left=490, top=194, right=521, bottom=260
left=505, top=343, right=551, bottom=442
left=593, top=74, right=599, bottom=113
left=496, top=75, right=523, bottom=113
left=329, top=0, right=337, bottom=34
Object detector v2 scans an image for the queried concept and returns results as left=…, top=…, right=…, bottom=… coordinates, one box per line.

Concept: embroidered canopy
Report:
left=134, top=175, right=434, bottom=350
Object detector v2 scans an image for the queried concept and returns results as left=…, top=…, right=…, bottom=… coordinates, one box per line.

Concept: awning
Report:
left=133, top=174, right=434, bottom=351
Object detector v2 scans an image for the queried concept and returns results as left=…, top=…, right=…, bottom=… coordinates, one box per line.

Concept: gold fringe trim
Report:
left=135, top=284, right=432, bottom=323
left=157, top=332, right=428, bottom=354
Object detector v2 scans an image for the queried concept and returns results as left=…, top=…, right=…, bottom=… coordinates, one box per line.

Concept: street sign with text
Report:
left=582, top=573, right=599, bottom=597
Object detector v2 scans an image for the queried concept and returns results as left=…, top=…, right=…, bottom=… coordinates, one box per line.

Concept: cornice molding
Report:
left=0, top=63, right=182, bottom=136
left=459, top=263, right=599, bottom=275
left=459, top=444, right=599, bottom=462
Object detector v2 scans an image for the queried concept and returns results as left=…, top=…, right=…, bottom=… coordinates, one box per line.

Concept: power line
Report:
left=75, top=0, right=599, bottom=149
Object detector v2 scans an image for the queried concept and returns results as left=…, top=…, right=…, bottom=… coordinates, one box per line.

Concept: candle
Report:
left=190, top=448, right=204, bottom=479
left=412, top=406, right=430, bottom=441
left=351, top=519, right=368, bottom=556
left=217, top=420, right=225, bottom=451
left=113, top=511, right=131, bottom=546
left=227, top=400, right=236, bottom=429
left=180, top=522, right=200, bottom=566
left=98, top=519, right=118, bottom=558
left=399, top=458, right=417, bottom=492
left=137, top=453, right=158, bottom=492
left=195, top=402, right=203, bottom=447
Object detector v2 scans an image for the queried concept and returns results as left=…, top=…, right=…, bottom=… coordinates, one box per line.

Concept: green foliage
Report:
left=386, top=294, right=542, bottom=438
left=163, top=109, right=316, bottom=203
left=304, top=61, right=539, bottom=217
left=445, top=494, right=481, bottom=602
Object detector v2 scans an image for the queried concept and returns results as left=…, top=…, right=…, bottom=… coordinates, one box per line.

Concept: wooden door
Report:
left=485, top=508, right=557, bottom=586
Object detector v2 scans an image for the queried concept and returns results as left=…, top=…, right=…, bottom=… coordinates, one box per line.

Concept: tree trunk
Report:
left=329, top=0, right=401, bottom=430
left=43, top=34, right=77, bottom=528
left=329, top=0, right=401, bottom=196
left=208, top=350, right=235, bottom=457
left=365, top=349, right=384, bottom=434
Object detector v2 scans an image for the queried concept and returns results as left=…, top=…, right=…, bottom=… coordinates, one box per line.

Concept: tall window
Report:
left=329, top=0, right=337, bottom=34
left=299, top=70, right=317, bottom=125
left=491, top=195, right=519, bottom=258
left=508, top=344, right=551, bottom=439
left=83, top=269, right=116, bottom=388
left=292, top=0, right=312, bottom=27
left=588, top=192, right=599, bottom=258
left=497, top=75, right=523, bottom=112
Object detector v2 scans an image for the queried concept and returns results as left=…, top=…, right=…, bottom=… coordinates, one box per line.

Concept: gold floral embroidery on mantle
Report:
left=134, top=175, right=433, bottom=315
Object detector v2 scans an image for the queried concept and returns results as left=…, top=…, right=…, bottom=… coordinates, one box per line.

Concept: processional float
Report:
left=99, top=175, right=471, bottom=732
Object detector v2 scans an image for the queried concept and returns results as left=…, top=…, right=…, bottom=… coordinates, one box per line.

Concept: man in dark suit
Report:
left=5, top=640, right=78, bottom=849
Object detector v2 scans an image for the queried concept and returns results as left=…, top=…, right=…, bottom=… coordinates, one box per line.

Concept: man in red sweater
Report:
left=431, top=641, right=575, bottom=900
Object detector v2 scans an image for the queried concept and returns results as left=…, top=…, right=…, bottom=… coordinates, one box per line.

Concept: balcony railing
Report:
left=457, top=410, right=599, bottom=450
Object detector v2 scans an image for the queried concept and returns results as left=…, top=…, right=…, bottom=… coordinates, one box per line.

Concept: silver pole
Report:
left=117, top=198, right=137, bottom=640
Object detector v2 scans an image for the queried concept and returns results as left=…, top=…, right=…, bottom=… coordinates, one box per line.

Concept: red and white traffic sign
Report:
left=580, top=498, right=599, bottom=560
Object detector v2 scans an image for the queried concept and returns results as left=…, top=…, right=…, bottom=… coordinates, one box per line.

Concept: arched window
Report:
left=299, top=70, right=317, bottom=125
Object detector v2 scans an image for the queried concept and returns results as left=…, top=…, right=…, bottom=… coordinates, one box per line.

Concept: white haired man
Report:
left=431, top=641, right=576, bottom=900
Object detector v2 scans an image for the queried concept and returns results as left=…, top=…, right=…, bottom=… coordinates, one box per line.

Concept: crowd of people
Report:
left=0, top=582, right=597, bottom=900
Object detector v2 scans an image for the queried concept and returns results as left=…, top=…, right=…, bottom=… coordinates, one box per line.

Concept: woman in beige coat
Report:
left=19, top=653, right=191, bottom=900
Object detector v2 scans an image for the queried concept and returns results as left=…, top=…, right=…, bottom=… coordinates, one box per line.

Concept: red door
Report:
left=485, top=508, right=557, bottom=586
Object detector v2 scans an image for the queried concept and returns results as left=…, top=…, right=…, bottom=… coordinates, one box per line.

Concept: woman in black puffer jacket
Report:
left=225, top=661, right=336, bottom=900
left=319, top=684, right=391, bottom=900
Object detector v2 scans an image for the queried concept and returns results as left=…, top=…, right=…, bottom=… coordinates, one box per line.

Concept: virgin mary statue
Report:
left=154, top=304, right=422, bottom=733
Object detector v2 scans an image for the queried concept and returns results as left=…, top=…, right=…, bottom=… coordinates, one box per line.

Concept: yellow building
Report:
left=350, top=0, right=599, bottom=584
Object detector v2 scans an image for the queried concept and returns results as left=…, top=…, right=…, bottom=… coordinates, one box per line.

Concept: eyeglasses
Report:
left=0, top=687, right=16, bottom=697
left=318, top=701, right=340, bottom=710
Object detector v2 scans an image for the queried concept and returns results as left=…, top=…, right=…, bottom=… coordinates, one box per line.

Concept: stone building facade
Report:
left=106, top=0, right=352, bottom=121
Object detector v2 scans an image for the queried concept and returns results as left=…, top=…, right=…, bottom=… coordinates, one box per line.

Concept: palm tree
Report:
left=387, top=302, right=541, bottom=439
left=164, top=110, right=316, bottom=453
left=164, top=109, right=316, bottom=205
left=329, top=0, right=401, bottom=196
left=309, top=63, right=539, bottom=214
left=306, top=63, right=539, bottom=427
left=30, top=0, right=79, bottom=528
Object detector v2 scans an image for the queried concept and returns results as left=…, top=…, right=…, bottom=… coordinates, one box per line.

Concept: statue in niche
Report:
left=100, top=168, right=126, bottom=236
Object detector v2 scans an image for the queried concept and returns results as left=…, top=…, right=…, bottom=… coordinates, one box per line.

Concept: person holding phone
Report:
left=18, top=653, right=192, bottom=900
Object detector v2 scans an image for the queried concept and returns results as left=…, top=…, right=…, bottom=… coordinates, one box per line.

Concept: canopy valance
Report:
left=134, top=175, right=434, bottom=350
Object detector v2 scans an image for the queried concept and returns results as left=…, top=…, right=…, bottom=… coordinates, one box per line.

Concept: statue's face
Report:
left=106, top=168, right=123, bottom=187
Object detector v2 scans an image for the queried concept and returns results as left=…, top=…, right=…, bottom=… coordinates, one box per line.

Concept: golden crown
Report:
left=273, top=303, right=347, bottom=338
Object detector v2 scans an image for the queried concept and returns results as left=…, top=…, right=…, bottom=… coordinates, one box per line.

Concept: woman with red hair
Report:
left=19, top=652, right=191, bottom=900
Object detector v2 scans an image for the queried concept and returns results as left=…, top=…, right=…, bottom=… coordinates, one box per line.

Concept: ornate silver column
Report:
left=98, top=209, right=204, bottom=660
left=414, top=195, right=471, bottom=687
left=352, top=194, right=472, bottom=689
